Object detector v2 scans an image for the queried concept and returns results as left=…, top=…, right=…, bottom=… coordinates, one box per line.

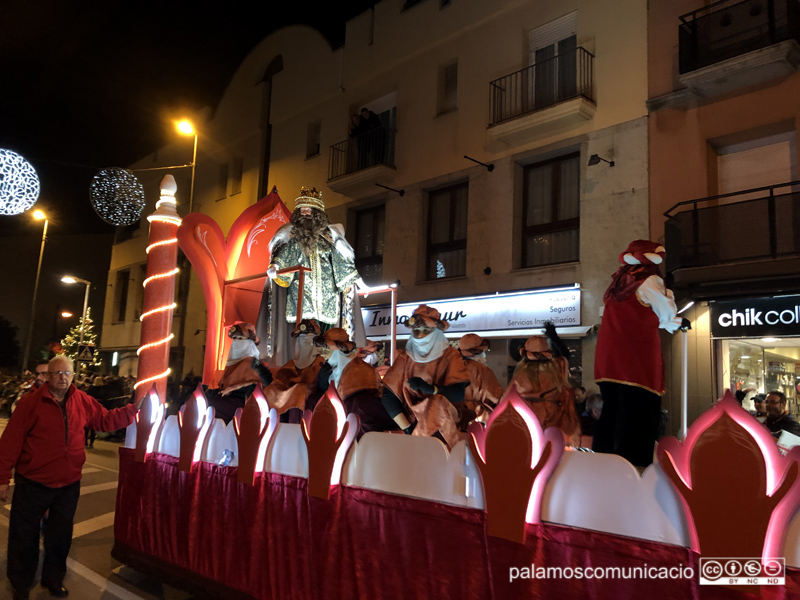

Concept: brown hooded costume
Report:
left=380, top=305, right=470, bottom=448
left=508, top=331, right=581, bottom=447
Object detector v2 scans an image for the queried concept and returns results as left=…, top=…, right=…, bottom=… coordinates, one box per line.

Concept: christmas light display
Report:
left=134, top=175, right=181, bottom=404
left=90, top=167, right=146, bottom=225
left=0, top=149, right=40, bottom=215
left=60, top=307, right=102, bottom=367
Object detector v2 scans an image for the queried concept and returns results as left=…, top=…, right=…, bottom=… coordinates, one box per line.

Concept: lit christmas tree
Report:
left=60, top=307, right=102, bottom=367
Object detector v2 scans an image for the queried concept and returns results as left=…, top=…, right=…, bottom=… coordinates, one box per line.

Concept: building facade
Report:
left=649, top=0, right=800, bottom=432
left=102, top=0, right=651, bottom=393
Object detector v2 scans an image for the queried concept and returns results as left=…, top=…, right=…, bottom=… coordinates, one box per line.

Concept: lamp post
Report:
left=176, top=119, right=197, bottom=213
left=21, top=210, right=48, bottom=375
left=61, top=275, right=91, bottom=377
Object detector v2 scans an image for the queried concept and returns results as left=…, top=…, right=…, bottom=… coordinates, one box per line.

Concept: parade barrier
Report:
left=113, top=387, right=800, bottom=599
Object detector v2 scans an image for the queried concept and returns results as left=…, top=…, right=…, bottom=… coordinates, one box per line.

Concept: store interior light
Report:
left=741, top=355, right=750, bottom=359
left=677, top=300, right=694, bottom=314
left=761, top=337, right=781, bottom=343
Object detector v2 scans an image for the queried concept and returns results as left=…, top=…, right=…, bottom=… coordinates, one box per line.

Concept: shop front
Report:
left=360, top=285, right=591, bottom=386
left=710, top=295, right=800, bottom=416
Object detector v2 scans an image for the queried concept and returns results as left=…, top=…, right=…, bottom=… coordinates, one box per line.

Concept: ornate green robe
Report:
left=269, top=233, right=359, bottom=325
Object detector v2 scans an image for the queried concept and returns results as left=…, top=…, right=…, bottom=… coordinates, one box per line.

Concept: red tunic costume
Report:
left=594, top=289, right=664, bottom=395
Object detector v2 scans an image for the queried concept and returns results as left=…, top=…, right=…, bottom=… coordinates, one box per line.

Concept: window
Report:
left=437, top=61, right=458, bottom=114
left=113, top=270, right=130, bottom=323
left=306, top=120, right=321, bottom=158
left=716, top=131, right=797, bottom=200
left=114, top=220, right=140, bottom=244
left=427, top=182, right=468, bottom=279
left=231, top=158, right=243, bottom=195
left=528, top=12, right=578, bottom=109
left=354, top=205, right=385, bottom=285
left=217, top=164, right=229, bottom=200
left=522, top=153, right=580, bottom=268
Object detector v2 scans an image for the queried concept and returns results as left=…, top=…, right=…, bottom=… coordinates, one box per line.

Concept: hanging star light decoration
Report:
left=0, top=149, right=40, bottom=216
left=90, top=167, right=146, bottom=226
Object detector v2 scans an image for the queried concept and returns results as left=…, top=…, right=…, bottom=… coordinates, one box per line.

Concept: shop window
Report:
left=521, top=153, right=580, bottom=268
left=721, top=339, right=800, bottom=416
left=427, top=182, right=468, bottom=280
left=113, top=270, right=130, bottom=323
left=354, top=204, right=385, bottom=286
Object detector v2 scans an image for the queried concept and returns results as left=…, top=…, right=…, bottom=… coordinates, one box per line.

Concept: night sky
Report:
left=0, top=1, right=374, bottom=368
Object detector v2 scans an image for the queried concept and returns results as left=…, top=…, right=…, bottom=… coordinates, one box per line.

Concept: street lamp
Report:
left=175, top=119, right=197, bottom=213
left=61, top=275, right=91, bottom=375
left=21, top=210, right=48, bottom=375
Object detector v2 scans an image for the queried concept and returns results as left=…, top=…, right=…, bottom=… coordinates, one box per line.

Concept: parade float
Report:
left=113, top=177, right=800, bottom=599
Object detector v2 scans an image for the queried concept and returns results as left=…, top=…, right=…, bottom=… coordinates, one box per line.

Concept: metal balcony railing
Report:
left=488, top=47, right=594, bottom=127
left=663, top=181, right=800, bottom=272
left=328, top=127, right=396, bottom=180
left=679, top=0, right=800, bottom=74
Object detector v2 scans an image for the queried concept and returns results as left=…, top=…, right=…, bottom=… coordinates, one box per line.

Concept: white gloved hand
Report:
left=267, top=265, right=278, bottom=280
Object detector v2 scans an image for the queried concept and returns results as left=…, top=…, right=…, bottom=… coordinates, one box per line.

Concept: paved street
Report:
left=0, top=418, right=194, bottom=600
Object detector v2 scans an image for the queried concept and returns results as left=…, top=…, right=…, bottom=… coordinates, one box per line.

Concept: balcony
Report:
left=487, top=47, right=595, bottom=146
left=327, top=127, right=397, bottom=199
left=664, top=181, right=800, bottom=296
left=678, top=0, right=800, bottom=97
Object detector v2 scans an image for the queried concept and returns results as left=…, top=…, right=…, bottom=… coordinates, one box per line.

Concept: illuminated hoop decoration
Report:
left=0, top=149, right=40, bottom=215
left=134, top=175, right=181, bottom=422
left=90, top=167, right=146, bottom=225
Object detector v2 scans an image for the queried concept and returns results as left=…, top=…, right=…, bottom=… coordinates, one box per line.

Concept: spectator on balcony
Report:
left=356, top=107, right=384, bottom=169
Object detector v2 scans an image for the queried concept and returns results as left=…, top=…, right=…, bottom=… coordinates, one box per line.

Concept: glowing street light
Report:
left=61, top=275, right=91, bottom=375
left=21, top=210, right=48, bottom=374
left=175, top=119, right=197, bottom=213
left=61, top=311, right=73, bottom=318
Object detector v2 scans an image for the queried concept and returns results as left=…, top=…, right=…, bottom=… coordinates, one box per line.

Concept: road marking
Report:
left=85, top=461, right=120, bottom=474
left=81, top=481, right=118, bottom=495
left=82, top=467, right=101, bottom=474
left=67, top=556, right=151, bottom=600
left=73, top=511, right=116, bottom=538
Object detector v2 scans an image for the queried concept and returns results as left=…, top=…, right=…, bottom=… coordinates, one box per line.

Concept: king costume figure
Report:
left=257, top=187, right=368, bottom=365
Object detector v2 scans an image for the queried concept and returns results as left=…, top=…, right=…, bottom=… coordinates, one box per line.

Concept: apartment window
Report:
left=231, top=158, right=243, bottom=195
left=437, top=61, right=458, bottom=114
left=354, top=205, right=385, bottom=285
left=113, top=270, right=130, bottom=323
left=217, top=164, right=229, bottom=200
left=716, top=131, right=797, bottom=199
left=427, top=182, right=468, bottom=279
left=522, top=153, right=580, bottom=268
left=306, top=120, right=321, bottom=158
left=528, top=12, right=578, bottom=109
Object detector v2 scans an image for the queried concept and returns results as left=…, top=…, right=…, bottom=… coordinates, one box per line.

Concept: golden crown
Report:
left=295, top=186, right=325, bottom=211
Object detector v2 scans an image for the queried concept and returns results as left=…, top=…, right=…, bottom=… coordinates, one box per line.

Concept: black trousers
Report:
left=7, top=474, right=80, bottom=591
left=592, top=381, right=662, bottom=468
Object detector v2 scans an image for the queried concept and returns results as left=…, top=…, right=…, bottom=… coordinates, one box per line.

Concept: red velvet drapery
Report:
left=114, top=449, right=799, bottom=600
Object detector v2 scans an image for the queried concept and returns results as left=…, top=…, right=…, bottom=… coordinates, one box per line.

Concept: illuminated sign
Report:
left=709, top=295, right=800, bottom=338
left=361, top=286, right=581, bottom=337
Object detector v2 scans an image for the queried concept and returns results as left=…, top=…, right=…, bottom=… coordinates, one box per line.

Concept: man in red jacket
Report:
left=0, top=356, right=140, bottom=600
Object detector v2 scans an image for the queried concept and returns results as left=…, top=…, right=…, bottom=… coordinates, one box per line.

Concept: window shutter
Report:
left=529, top=12, right=578, bottom=63
left=717, top=133, right=796, bottom=197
